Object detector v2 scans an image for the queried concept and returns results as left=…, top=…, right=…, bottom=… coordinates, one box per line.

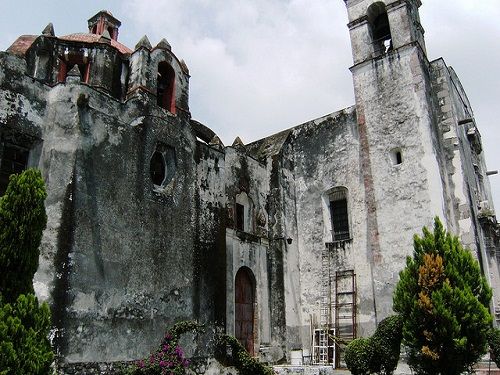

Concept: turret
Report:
left=88, top=10, right=121, bottom=41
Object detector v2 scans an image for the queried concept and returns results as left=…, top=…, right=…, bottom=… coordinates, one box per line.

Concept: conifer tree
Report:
left=0, top=169, right=53, bottom=374
left=393, top=218, right=492, bottom=375
left=0, top=169, right=47, bottom=303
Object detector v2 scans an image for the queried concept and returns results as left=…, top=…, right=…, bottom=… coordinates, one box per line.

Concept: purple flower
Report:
left=159, top=360, right=167, bottom=367
left=137, top=360, right=145, bottom=368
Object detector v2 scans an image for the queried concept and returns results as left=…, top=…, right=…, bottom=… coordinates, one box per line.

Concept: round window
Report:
left=150, top=151, right=166, bottom=186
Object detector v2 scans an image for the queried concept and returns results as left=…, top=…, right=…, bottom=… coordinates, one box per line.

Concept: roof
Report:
left=60, top=33, right=132, bottom=54
left=5, top=33, right=132, bottom=57
left=6, top=35, right=37, bottom=56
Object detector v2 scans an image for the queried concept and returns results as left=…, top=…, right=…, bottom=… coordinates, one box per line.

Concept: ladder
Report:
left=334, top=269, right=356, bottom=368
left=318, top=246, right=333, bottom=364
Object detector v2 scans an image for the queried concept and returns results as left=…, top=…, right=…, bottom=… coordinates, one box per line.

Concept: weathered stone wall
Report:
left=223, top=147, right=274, bottom=358
left=430, top=58, right=500, bottom=320
left=0, top=45, right=217, bottom=363
left=278, top=107, right=368, bottom=345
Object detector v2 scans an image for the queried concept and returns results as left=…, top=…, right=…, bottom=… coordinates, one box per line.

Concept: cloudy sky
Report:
left=1, top=0, right=499, bottom=211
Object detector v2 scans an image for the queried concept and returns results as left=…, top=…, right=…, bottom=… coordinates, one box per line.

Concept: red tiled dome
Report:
left=59, top=33, right=132, bottom=54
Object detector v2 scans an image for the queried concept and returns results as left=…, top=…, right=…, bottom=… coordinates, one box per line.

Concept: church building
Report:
left=1, top=0, right=499, bottom=371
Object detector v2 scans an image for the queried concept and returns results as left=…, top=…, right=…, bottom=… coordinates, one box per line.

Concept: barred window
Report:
left=329, top=187, right=350, bottom=241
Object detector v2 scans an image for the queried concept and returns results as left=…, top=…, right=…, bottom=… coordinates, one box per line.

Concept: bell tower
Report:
left=345, top=0, right=426, bottom=64
left=344, top=0, right=445, bottom=326
left=87, top=10, right=121, bottom=41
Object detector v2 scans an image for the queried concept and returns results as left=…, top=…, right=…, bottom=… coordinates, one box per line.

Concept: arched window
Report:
left=107, top=26, right=115, bottom=40
left=367, top=2, right=392, bottom=55
left=157, top=62, right=176, bottom=113
left=328, top=187, right=351, bottom=241
left=57, top=57, right=90, bottom=83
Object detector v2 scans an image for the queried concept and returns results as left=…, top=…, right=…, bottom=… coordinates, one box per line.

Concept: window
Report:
left=149, top=144, right=176, bottom=188
left=390, top=148, right=403, bottom=165
left=157, top=62, right=176, bottom=113
left=235, top=203, right=245, bottom=231
left=150, top=151, right=166, bottom=186
left=367, top=2, right=392, bottom=55
left=329, top=188, right=350, bottom=241
left=58, top=57, right=90, bottom=83
left=235, top=191, right=252, bottom=232
left=0, top=143, right=29, bottom=195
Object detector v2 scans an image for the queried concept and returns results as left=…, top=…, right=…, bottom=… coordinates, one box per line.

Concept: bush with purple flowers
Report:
left=127, top=321, right=203, bottom=375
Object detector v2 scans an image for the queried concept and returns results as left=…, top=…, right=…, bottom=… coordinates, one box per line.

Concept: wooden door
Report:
left=235, top=268, right=255, bottom=355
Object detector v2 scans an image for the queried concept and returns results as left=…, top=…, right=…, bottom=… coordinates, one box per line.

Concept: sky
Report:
left=1, top=0, right=499, bottom=212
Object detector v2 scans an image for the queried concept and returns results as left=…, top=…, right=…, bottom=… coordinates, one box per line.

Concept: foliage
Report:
left=0, top=294, right=54, bottom=375
left=344, top=315, right=403, bottom=375
left=345, top=338, right=374, bottom=375
left=127, top=321, right=204, bottom=375
left=393, top=217, right=492, bottom=375
left=488, top=328, right=500, bottom=369
left=0, top=169, right=47, bottom=304
left=214, top=334, right=273, bottom=375
left=370, top=315, right=403, bottom=375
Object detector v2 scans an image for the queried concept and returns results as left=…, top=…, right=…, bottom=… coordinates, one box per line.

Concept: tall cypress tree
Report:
left=393, top=218, right=492, bottom=375
left=0, top=168, right=47, bottom=304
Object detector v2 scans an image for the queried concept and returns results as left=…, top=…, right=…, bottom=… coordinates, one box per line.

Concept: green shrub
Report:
left=371, top=315, right=403, bottom=375
left=0, top=169, right=47, bottom=304
left=214, top=334, right=273, bottom=375
left=126, top=321, right=203, bottom=374
left=345, top=315, right=402, bottom=375
left=393, top=218, right=492, bottom=375
left=345, top=338, right=373, bottom=375
left=0, top=294, right=54, bottom=375
left=488, top=328, right=500, bottom=368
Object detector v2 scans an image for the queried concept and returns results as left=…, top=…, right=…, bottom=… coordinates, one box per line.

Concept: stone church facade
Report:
left=1, top=0, right=499, bottom=369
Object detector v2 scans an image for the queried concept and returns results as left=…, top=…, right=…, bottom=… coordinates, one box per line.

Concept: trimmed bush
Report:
left=488, top=328, right=500, bottom=368
left=371, top=315, right=403, bottom=375
left=345, top=338, right=373, bottom=375
left=345, top=315, right=403, bottom=375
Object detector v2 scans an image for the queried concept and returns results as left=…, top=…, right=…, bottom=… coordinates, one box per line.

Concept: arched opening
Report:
left=235, top=267, right=255, bottom=355
left=367, top=2, right=392, bottom=55
left=107, top=26, right=115, bottom=40
left=57, top=57, right=90, bottom=83
left=150, top=151, right=166, bottom=186
left=328, top=187, right=351, bottom=241
left=91, top=24, right=98, bottom=34
left=157, top=62, right=176, bottom=113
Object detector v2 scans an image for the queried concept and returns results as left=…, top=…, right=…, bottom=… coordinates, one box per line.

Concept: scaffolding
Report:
left=312, top=241, right=356, bottom=367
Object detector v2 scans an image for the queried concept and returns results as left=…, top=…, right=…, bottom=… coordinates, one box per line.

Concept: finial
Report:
left=155, top=38, right=171, bottom=51
left=42, top=23, right=55, bottom=36
left=209, top=135, right=224, bottom=150
left=232, top=136, right=246, bottom=151
left=135, top=35, right=152, bottom=50
left=66, top=65, right=81, bottom=83
left=180, top=59, right=189, bottom=75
